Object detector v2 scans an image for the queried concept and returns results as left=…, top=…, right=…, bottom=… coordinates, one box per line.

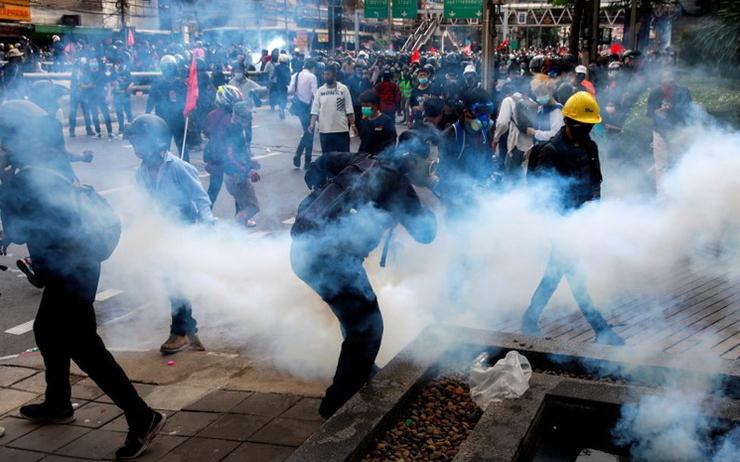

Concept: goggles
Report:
left=469, top=102, right=494, bottom=116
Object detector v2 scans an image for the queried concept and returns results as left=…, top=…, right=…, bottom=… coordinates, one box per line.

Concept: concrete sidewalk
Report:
left=0, top=348, right=329, bottom=462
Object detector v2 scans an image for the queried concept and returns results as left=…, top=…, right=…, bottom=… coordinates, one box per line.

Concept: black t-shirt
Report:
left=358, top=113, right=397, bottom=155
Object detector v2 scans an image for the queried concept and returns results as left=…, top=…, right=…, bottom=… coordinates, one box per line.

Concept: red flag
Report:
left=429, top=46, right=436, bottom=54
left=127, top=28, right=135, bottom=46
left=411, top=48, right=420, bottom=64
left=183, top=54, right=199, bottom=117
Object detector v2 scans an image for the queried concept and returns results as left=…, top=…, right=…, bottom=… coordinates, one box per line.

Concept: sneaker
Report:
left=115, top=411, right=166, bottom=460
left=160, top=335, right=189, bottom=354
left=19, top=402, right=75, bottom=424
left=188, top=334, right=205, bottom=351
left=17, top=257, right=43, bottom=288
left=293, top=155, right=301, bottom=168
left=94, top=132, right=102, bottom=139
left=69, top=131, right=76, bottom=138
left=594, top=328, right=626, bottom=346
left=86, top=130, right=95, bottom=136
left=108, top=133, right=115, bottom=139
left=246, top=220, right=257, bottom=228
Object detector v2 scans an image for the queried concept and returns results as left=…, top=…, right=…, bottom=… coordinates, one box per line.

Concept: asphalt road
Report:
left=0, top=94, right=364, bottom=357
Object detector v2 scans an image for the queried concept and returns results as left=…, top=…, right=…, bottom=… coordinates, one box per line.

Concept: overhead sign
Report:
left=365, top=0, right=389, bottom=19
left=443, top=0, right=483, bottom=20
left=0, top=0, right=31, bottom=22
left=392, top=0, right=417, bottom=19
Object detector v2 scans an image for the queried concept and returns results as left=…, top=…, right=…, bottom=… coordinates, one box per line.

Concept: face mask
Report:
left=569, top=122, right=593, bottom=141
left=466, top=76, right=477, bottom=85
left=605, top=106, right=616, bottom=115
left=418, top=78, right=429, bottom=85
left=468, top=114, right=493, bottom=132
left=234, top=72, right=245, bottom=80
left=536, top=95, right=550, bottom=105
left=575, top=74, right=586, bottom=83
left=356, top=71, right=363, bottom=77
left=115, top=64, right=124, bottom=72
left=608, top=71, right=618, bottom=80
left=361, top=107, right=373, bottom=117
left=405, top=148, right=440, bottom=189
left=325, top=78, right=335, bottom=85
left=89, top=63, right=99, bottom=72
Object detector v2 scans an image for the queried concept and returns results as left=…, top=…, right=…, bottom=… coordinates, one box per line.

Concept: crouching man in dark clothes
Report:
left=290, top=129, right=439, bottom=418
left=0, top=100, right=165, bottom=460
left=522, top=92, right=625, bottom=346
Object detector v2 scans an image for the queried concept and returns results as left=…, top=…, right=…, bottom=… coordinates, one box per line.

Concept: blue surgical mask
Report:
left=418, top=78, right=429, bottom=85
left=536, top=95, right=550, bottom=105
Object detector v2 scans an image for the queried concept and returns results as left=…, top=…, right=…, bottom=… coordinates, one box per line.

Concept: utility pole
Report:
left=481, top=0, right=495, bottom=93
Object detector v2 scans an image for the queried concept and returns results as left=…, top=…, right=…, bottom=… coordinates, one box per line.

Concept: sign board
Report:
left=317, top=33, right=329, bottom=43
left=365, top=0, right=389, bottom=19
left=0, top=0, right=31, bottom=22
left=517, top=12, right=527, bottom=24
left=443, top=0, right=482, bottom=20
left=392, top=0, right=417, bottom=19
left=295, top=29, right=308, bottom=51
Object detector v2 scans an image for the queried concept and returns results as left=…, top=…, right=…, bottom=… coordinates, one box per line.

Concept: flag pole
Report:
left=181, top=117, right=189, bottom=159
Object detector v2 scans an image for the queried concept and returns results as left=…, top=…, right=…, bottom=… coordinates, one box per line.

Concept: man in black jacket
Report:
left=0, top=100, right=165, bottom=460
left=290, top=130, right=439, bottom=418
left=523, top=91, right=625, bottom=346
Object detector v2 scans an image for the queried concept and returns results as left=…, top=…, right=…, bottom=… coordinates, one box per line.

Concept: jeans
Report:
left=319, top=132, right=350, bottom=155
left=34, top=261, right=152, bottom=430
left=169, top=296, right=198, bottom=336
left=290, top=242, right=383, bottom=416
left=114, top=95, right=133, bottom=133
left=294, top=108, right=314, bottom=164
left=68, top=92, right=92, bottom=134
left=523, top=245, right=610, bottom=333
left=88, top=93, right=112, bottom=135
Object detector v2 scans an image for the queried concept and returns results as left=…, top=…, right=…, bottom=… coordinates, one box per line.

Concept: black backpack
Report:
left=511, top=94, right=539, bottom=133
left=525, top=144, right=547, bottom=181
left=292, top=154, right=378, bottom=237
left=23, top=167, right=121, bottom=262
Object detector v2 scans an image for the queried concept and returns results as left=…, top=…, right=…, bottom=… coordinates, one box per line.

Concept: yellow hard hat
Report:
left=562, top=91, right=602, bottom=124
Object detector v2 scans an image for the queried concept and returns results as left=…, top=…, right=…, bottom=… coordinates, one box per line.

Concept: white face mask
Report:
left=606, top=106, right=616, bottom=115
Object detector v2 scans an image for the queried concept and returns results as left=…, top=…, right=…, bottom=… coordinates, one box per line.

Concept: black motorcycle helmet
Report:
left=125, top=114, right=172, bottom=153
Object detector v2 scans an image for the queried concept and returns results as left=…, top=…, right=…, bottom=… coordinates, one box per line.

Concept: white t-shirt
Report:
left=311, top=82, right=354, bottom=134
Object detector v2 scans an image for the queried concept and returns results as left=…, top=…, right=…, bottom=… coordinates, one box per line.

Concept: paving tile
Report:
left=70, top=378, right=105, bottom=401
left=223, top=442, right=295, bottom=462
left=135, top=435, right=187, bottom=462
left=39, top=456, right=95, bottom=462
left=55, top=429, right=124, bottom=460
left=0, top=389, right=39, bottom=416
left=69, top=402, right=123, bottom=429
left=0, top=415, right=43, bottom=443
left=230, top=393, right=301, bottom=417
left=0, top=447, right=46, bottom=462
left=247, top=417, right=323, bottom=447
left=278, top=397, right=324, bottom=421
left=161, top=411, right=220, bottom=437
left=182, top=390, right=251, bottom=413
left=196, top=413, right=272, bottom=441
left=99, top=414, right=129, bottom=433
left=10, top=373, right=50, bottom=394
left=156, top=436, right=240, bottom=462
left=95, top=383, right=157, bottom=405
left=0, top=367, right=39, bottom=388
left=8, top=424, right=91, bottom=453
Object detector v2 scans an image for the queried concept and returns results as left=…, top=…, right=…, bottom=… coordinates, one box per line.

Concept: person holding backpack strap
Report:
left=493, top=83, right=534, bottom=185
left=0, top=100, right=166, bottom=460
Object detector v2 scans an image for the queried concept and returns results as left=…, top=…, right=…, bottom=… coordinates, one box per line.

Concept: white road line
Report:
left=282, top=217, right=296, bottom=225
left=102, top=303, right=151, bottom=326
left=5, top=320, right=34, bottom=335
left=95, top=288, right=124, bottom=302
left=253, top=152, right=283, bottom=160
left=246, top=231, right=271, bottom=239
left=99, top=184, right=134, bottom=196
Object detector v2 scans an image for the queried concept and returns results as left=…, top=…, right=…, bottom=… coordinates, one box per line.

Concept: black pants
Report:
left=68, top=92, right=92, bottom=134
left=319, top=132, right=350, bottom=155
left=34, top=262, right=152, bottom=430
left=290, top=243, right=383, bottom=416
left=114, top=95, right=133, bottom=133
left=294, top=108, right=314, bottom=164
left=88, top=93, right=113, bottom=135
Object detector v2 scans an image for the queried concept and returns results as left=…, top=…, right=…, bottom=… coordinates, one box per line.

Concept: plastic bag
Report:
left=469, top=350, right=532, bottom=410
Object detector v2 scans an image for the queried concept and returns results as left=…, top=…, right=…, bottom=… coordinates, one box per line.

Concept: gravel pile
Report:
left=363, top=371, right=483, bottom=462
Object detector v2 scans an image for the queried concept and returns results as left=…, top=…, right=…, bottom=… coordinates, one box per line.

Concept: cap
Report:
left=463, top=64, right=477, bottom=75
left=575, top=65, right=588, bottom=74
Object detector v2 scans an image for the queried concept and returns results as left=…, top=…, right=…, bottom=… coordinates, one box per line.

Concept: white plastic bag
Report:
left=469, top=350, right=532, bottom=410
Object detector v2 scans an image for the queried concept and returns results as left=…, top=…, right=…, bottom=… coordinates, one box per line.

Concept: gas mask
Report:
left=467, top=102, right=494, bottom=132
left=404, top=144, right=440, bottom=189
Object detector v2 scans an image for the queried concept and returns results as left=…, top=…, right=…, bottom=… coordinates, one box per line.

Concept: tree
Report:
left=681, top=2, right=740, bottom=76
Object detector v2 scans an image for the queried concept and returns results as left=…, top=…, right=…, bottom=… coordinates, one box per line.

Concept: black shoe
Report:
left=86, top=130, right=95, bottom=136
left=17, top=258, right=44, bottom=288
left=115, top=411, right=166, bottom=460
left=94, top=132, right=102, bottom=139
left=69, top=131, right=76, bottom=138
left=19, top=402, right=75, bottom=424
left=293, top=155, right=301, bottom=168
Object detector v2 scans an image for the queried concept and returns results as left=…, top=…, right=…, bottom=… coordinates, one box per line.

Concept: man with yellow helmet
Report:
left=523, top=91, right=625, bottom=346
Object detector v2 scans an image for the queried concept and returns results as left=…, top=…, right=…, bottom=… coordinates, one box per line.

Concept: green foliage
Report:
left=679, top=3, right=740, bottom=76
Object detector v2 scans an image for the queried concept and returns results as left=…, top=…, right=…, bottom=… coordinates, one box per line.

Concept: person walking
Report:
left=291, top=59, right=318, bottom=169
left=0, top=100, right=165, bottom=460
left=125, top=114, right=214, bottom=354
left=308, top=64, right=358, bottom=155
left=522, top=91, right=624, bottom=346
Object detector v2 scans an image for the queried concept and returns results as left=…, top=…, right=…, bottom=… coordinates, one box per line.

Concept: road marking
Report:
left=246, top=231, right=271, bottom=239
left=95, top=288, right=124, bottom=302
left=253, top=152, right=283, bottom=160
left=282, top=217, right=296, bottom=225
left=5, top=320, right=34, bottom=335
left=99, top=184, right=134, bottom=196
left=102, top=303, right=151, bottom=326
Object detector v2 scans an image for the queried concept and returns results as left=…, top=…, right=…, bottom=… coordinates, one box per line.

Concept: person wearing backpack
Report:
left=493, top=83, right=534, bottom=185
left=528, top=74, right=564, bottom=146
left=522, top=91, right=625, bottom=347
left=125, top=114, right=215, bottom=355
left=290, top=130, right=439, bottom=418
left=0, top=100, right=166, bottom=460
